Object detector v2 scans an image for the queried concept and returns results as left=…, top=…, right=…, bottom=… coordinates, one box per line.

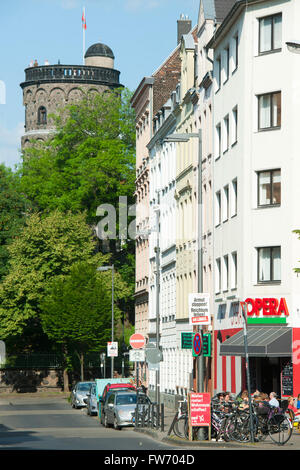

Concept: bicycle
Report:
left=167, top=400, right=188, bottom=438
left=254, top=402, right=293, bottom=446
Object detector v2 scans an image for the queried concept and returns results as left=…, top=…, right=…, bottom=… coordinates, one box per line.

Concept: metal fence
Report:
left=134, top=402, right=165, bottom=432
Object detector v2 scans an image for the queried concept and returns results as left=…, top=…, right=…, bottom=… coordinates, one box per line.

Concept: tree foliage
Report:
left=0, top=210, right=103, bottom=345
left=0, top=164, right=28, bottom=280
left=19, top=88, right=136, bottom=225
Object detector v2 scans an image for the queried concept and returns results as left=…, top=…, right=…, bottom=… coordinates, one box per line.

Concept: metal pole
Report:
left=111, top=265, right=114, bottom=378
left=197, top=130, right=204, bottom=395
left=242, top=303, right=255, bottom=443
left=155, top=199, right=160, bottom=407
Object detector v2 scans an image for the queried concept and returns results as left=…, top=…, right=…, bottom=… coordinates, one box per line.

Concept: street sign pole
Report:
left=241, top=302, right=255, bottom=443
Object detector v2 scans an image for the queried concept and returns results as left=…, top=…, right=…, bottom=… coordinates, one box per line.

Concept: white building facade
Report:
left=209, top=0, right=300, bottom=396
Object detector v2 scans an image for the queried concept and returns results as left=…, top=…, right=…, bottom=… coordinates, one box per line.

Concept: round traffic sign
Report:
left=193, top=333, right=202, bottom=356
left=130, top=333, right=146, bottom=349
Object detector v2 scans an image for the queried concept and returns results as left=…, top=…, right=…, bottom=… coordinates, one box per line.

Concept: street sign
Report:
left=129, top=349, right=145, bottom=362
left=192, top=333, right=202, bottom=357
left=189, top=293, right=210, bottom=326
left=202, top=333, right=211, bottom=357
left=130, top=333, right=146, bottom=349
left=107, top=342, right=118, bottom=357
left=145, top=348, right=163, bottom=364
left=181, top=332, right=193, bottom=349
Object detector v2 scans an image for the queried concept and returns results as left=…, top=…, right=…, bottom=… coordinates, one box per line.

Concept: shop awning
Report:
left=219, top=326, right=292, bottom=357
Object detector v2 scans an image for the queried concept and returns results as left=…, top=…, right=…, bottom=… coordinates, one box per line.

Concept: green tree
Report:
left=19, top=88, right=136, bottom=224
left=0, top=210, right=105, bottom=351
left=40, top=261, right=112, bottom=389
left=0, top=164, right=28, bottom=280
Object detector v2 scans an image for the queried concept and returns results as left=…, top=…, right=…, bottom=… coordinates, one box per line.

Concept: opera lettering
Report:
left=244, top=298, right=289, bottom=317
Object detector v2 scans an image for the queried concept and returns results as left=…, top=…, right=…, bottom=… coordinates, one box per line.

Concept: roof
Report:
left=219, top=326, right=292, bottom=357
left=214, top=0, right=237, bottom=23
left=85, top=43, right=114, bottom=59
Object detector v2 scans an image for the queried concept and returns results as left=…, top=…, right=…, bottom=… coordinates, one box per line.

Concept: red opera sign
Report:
left=244, top=298, right=289, bottom=317
left=190, top=393, right=211, bottom=427
left=130, top=333, right=146, bottom=349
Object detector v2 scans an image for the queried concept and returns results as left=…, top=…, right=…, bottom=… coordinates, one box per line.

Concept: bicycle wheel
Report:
left=174, top=415, right=188, bottom=438
left=268, top=414, right=293, bottom=446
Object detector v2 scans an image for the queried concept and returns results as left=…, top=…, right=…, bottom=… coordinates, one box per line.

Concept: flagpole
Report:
left=82, top=6, right=86, bottom=65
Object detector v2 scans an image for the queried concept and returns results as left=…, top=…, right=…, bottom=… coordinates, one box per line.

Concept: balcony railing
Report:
left=21, top=64, right=120, bottom=87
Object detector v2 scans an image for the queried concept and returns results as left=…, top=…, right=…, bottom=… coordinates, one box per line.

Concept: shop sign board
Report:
left=243, top=298, right=289, bottom=317
left=107, top=342, right=118, bottom=357
left=189, top=293, right=210, bottom=326
left=189, top=393, right=211, bottom=427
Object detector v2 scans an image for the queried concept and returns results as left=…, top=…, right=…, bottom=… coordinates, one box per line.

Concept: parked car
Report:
left=102, top=390, right=151, bottom=430
left=85, top=382, right=98, bottom=416
left=100, top=382, right=136, bottom=423
left=71, top=381, right=95, bottom=409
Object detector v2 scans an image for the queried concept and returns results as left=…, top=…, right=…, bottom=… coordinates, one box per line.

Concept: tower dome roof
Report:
left=85, top=43, right=115, bottom=60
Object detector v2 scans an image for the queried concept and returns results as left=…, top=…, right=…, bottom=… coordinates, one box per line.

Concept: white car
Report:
left=71, top=381, right=95, bottom=409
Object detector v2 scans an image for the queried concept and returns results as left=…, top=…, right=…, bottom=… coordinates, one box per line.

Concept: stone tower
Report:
left=20, top=42, right=122, bottom=149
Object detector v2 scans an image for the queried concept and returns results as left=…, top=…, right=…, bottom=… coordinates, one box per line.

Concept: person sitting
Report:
left=297, top=394, right=300, bottom=409
left=287, top=396, right=300, bottom=422
left=239, top=391, right=249, bottom=410
left=269, top=392, right=279, bottom=408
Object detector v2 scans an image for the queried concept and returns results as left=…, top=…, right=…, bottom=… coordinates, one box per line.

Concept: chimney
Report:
left=177, top=14, right=192, bottom=45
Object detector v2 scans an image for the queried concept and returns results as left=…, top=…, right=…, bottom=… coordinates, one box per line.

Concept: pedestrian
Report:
left=269, top=392, right=279, bottom=407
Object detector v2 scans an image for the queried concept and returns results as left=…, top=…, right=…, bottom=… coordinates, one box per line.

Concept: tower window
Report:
left=38, top=106, right=47, bottom=125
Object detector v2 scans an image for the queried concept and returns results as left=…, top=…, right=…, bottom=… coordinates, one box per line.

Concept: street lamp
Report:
left=97, top=265, right=114, bottom=378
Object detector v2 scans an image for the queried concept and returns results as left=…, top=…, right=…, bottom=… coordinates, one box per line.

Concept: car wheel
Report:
left=86, top=406, right=90, bottom=416
left=114, top=416, right=121, bottom=430
left=104, top=413, right=109, bottom=428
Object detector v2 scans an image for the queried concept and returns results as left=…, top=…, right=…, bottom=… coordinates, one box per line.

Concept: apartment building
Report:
left=208, top=0, right=300, bottom=397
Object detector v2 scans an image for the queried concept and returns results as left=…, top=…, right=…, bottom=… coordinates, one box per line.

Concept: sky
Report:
left=0, top=0, right=200, bottom=169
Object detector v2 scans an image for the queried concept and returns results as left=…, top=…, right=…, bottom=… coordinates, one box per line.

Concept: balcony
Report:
left=20, top=64, right=121, bottom=88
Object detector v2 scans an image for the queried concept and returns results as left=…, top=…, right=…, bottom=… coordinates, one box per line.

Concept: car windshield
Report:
left=116, top=394, right=137, bottom=405
left=77, top=383, right=92, bottom=391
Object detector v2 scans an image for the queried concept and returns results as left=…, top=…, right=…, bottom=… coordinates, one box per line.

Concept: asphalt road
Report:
left=0, top=395, right=174, bottom=452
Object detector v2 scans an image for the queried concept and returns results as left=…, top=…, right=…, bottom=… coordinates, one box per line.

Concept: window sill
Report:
left=231, top=213, right=237, bottom=219
left=232, top=67, right=238, bottom=76
left=231, top=140, right=238, bottom=148
left=255, top=204, right=281, bottom=210
left=223, top=148, right=229, bottom=155
left=255, top=281, right=281, bottom=286
left=215, top=156, right=221, bottom=162
left=223, top=78, right=229, bottom=86
left=215, top=87, right=221, bottom=95
left=257, top=126, right=281, bottom=133
left=257, top=48, right=282, bottom=57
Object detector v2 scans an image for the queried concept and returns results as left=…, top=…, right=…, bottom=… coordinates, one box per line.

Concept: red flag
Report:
left=82, top=9, right=86, bottom=30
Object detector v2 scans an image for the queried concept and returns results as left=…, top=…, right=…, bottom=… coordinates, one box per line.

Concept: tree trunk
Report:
left=80, top=352, right=84, bottom=382
left=62, top=343, right=69, bottom=392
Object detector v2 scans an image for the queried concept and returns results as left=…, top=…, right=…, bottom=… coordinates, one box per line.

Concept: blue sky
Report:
left=0, top=0, right=199, bottom=168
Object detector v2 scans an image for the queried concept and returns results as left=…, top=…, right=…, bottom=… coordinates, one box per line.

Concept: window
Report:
left=215, top=56, right=221, bottom=91
left=223, top=185, right=229, bottom=221
left=257, top=169, right=281, bottom=206
left=231, top=179, right=237, bottom=216
left=232, top=107, right=238, bottom=144
left=224, top=115, right=229, bottom=152
left=37, top=106, right=47, bottom=125
left=233, top=34, right=239, bottom=71
left=224, top=46, right=229, bottom=82
left=257, top=246, right=281, bottom=282
left=216, top=123, right=221, bottom=158
left=216, top=191, right=221, bottom=226
left=216, top=258, right=221, bottom=293
left=258, top=92, right=281, bottom=130
left=223, top=255, right=229, bottom=291
left=259, top=13, right=282, bottom=54
left=231, top=252, right=237, bottom=289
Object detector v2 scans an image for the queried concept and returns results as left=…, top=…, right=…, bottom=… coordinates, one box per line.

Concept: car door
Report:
left=106, top=393, right=115, bottom=424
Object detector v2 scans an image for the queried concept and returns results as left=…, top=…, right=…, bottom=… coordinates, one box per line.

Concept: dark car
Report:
left=71, top=381, right=95, bottom=409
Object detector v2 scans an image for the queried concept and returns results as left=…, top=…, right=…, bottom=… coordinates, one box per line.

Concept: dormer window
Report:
left=38, top=106, right=47, bottom=125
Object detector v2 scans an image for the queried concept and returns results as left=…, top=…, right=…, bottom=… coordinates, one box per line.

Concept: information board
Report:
left=189, top=293, right=210, bottom=326
left=189, top=393, right=211, bottom=427
left=281, top=360, right=293, bottom=396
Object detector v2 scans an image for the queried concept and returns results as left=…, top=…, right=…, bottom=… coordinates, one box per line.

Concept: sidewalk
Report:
left=133, top=405, right=300, bottom=449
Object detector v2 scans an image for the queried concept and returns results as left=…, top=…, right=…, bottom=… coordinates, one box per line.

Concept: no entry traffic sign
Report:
left=130, top=333, right=146, bottom=349
left=192, top=332, right=202, bottom=357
